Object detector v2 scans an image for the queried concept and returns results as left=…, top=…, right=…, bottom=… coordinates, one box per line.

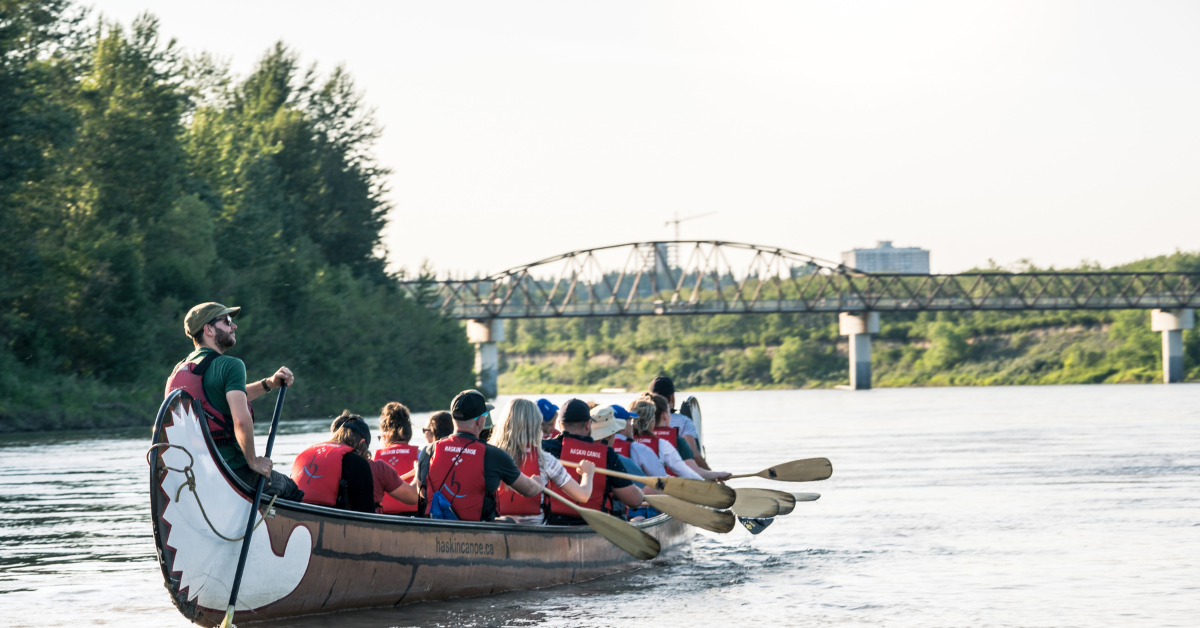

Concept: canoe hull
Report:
left=149, top=391, right=692, bottom=625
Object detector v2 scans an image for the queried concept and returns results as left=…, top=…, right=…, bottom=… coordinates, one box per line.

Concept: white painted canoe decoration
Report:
left=156, top=399, right=311, bottom=612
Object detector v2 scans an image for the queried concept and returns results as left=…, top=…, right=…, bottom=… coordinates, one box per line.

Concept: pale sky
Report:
left=90, top=1, right=1200, bottom=276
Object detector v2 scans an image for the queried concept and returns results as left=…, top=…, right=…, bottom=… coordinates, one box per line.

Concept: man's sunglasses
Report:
left=208, top=315, right=234, bottom=327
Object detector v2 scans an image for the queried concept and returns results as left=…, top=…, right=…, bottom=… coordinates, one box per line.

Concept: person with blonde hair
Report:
left=493, top=398, right=596, bottom=525
left=374, top=402, right=421, bottom=515
left=627, top=399, right=704, bottom=480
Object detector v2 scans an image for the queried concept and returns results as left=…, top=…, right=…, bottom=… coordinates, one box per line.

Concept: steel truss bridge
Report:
left=400, top=241, right=1200, bottom=320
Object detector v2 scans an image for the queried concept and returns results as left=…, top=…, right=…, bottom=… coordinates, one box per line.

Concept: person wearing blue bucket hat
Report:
left=537, top=399, right=560, bottom=439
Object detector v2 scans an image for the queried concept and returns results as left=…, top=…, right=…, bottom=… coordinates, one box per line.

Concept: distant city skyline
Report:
left=89, top=1, right=1200, bottom=277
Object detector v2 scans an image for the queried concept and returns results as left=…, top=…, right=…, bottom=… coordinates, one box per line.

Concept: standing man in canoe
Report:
left=165, top=302, right=303, bottom=499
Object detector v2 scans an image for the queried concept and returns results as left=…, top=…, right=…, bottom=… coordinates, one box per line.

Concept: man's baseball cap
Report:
left=589, top=404, right=626, bottom=441
left=650, top=376, right=675, bottom=398
left=536, top=399, right=559, bottom=423
left=611, top=405, right=633, bottom=421
left=185, top=302, right=241, bottom=337
left=451, top=390, right=494, bottom=422
left=560, top=399, right=592, bottom=424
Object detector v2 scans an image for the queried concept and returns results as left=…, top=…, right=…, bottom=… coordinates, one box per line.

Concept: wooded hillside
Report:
left=0, top=2, right=473, bottom=431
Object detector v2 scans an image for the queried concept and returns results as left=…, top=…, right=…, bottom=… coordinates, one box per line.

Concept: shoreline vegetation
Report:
left=0, top=3, right=473, bottom=433
left=497, top=253, right=1200, bottom=394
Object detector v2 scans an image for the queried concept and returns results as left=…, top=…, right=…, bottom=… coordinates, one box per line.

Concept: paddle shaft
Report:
left=221, top=384, right=287, bottom=628
left=560, top=459, right=656, bottom=484
left=726, top=472, right=767, bottom=480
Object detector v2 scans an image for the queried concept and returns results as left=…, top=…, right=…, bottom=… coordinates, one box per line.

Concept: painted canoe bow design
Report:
left=149, top=391, right=693, bottom=625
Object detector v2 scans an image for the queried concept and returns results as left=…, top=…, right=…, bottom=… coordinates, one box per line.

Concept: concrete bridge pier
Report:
left=840, top=312, right=880, bottom=390
left=467, top=319, right=505, bottom=398
left=1151, top=309, right=1194, bottom=383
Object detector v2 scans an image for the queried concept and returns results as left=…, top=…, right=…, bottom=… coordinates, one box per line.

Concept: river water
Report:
left=1, top=385, right=1197, bottom=627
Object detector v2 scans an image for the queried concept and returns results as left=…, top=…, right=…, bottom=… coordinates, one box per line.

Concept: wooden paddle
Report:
left=735, top=488, right=796, bottom=516
left=727, top=457, right=833, bottom=482
left=541, top=488, right=660, bottom=560
left=560, top=460, right=736, bottom=509
left=642, top=494, right=735, bottom=534
left=792, top=492, right=821, bottom=502
left=219, top=384, right=287, bottom=628
left=731, top=489, right=780, bottom=518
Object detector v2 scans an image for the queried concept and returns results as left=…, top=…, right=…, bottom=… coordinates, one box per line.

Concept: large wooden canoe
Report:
left=148, top=391, right=693, bottom=626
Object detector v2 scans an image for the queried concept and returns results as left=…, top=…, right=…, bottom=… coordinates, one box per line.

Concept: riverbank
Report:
left=497, top=309, right=1200, bottom=394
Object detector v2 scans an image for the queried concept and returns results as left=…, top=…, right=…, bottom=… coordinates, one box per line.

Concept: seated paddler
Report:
left=417, top=390, right=546, bottom=521
left=639, top=392, right=731, bottom=481
left=374, top=402, right=421, bottom=515
left=290, top=414, right=378, bottom=513
left=165, top=302, right=302, bottom=500
left=493, top=398, right=595, bottom=525
left=542, top=399, right=644, bottom=526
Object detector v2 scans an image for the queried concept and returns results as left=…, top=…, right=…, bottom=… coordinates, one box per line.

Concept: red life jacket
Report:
left=290, top=443, right=353, bottom=507
left=611, top=437, right=631, bottom=458
left=549, top=436, right=608, bottom=516
left=164, top=351, right=252, bottom=443
left=634, top=434, right=675, bottom=476
left=653, top=426, right=679, bottom=450
left=374, top=443, right=419, bottom=514
left=546, top=428, right=562, bottom=439
left=496, top=446, right=543, bottom=516
left=425, top=435, right=487, bottom=521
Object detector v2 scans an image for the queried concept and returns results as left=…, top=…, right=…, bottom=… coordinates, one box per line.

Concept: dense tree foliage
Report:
left=498, top=252, right=1200, bottom=392
left=0, top=2, right=473, bottom=430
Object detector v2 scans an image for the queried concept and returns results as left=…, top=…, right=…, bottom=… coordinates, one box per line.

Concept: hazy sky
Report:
left=90, top=1, right=1200, bottom=276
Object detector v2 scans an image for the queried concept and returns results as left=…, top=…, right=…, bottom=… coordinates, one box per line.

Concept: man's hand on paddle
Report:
left=270, top=366, right=294, bottom=388
left=248, top=456, right=273, bottom=477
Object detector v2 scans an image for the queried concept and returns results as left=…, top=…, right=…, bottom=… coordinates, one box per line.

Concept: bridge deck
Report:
left=404, top=272, right=1200, bottom=319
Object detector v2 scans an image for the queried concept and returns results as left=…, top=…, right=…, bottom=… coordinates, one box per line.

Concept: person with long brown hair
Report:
left=627, top=398, right=704, bottom=480
left=374, top=402, right=421, bottom=515
left=637, top=393, right=730, bottom=481
left=492, top=399, right=595, bottom=525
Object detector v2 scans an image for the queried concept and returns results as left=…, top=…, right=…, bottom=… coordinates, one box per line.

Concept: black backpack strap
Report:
left=192, top=350, right=221, bottom=377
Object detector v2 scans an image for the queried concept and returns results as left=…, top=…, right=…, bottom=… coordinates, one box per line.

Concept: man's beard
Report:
left=214, top=327, right=236, bottom=351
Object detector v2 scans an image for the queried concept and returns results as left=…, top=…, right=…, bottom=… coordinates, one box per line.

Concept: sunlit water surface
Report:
left=2, top=385, right=1197, bottom=627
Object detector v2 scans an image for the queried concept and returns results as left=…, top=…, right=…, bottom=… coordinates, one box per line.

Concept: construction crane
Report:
left=662, top=211, right=717, bottom=269
left=665, top=211, right=717, bottom=241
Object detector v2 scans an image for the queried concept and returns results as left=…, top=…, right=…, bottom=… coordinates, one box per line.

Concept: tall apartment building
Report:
left=841, top=241, right=930, bottom=274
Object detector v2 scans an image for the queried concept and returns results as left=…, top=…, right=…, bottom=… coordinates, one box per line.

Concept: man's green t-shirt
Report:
left=183, top=348, right=249, bottom=468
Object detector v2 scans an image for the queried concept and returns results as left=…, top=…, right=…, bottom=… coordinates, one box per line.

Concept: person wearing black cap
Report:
left=649, top=376, right=709, bottom=470
left=542, top=399, right=644, bottom=525
left=289, top=412, right=378, bottom=512
left=417, top=390, right=545, bottom=521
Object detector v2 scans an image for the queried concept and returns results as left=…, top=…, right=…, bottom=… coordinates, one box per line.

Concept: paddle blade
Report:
left=737, top=488, right=796, bottom=516
left=575, top=508, right=661, bottom=560
left=657, top=477, right=736, bottom=509
left=739, top=517, right=774, bottom=535
left=791, top=492, right=821, bottom=502
left=759, top=457, right=833, bottom=482
left=644, top=494, right=735, bottom=534
left=731, top=490, right=780, bottom=518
